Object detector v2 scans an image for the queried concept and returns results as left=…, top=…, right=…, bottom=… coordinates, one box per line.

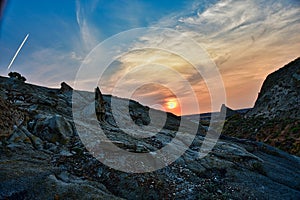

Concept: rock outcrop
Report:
left=247, top=57, right=300, bottom=119
left=95, top=87, right=106, bottom=121
left=60, top=81, right=73, bottom=94
left=0, top=75, right=299, bottom=199
left=220, top=104, right=239, bottom=118
left=223, top=57, right=300, bottom=156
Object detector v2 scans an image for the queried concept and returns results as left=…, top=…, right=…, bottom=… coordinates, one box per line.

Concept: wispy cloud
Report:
left=76, top=0, right=100, bottom=52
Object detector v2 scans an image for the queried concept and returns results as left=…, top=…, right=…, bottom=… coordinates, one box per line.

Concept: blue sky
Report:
left=0, top=0, right=191, bottom=57
left=0, top=0, right=299, bottom=114
left=0, top=0, right=198, bottom=85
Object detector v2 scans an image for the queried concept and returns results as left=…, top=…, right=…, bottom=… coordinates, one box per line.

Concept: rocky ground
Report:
left=0, top=73, right=300, bottom=199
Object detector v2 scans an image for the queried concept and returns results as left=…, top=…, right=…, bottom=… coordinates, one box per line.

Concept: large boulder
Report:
left=33, top=114, right=74, bottom=144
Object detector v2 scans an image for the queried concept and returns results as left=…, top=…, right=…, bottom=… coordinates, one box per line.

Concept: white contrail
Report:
left=7, top=33, right=29, bottom=70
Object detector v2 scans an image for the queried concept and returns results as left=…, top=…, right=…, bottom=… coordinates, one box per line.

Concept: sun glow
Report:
left=166, top=99, right=178, bottom=110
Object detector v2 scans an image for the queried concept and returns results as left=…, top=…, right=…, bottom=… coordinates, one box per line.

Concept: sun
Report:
left=166, top=100, right=178, bottom=109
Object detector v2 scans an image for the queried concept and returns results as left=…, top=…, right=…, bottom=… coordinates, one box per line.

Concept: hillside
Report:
left=247, top=57, right=300, bottom=119
left=223, top=57, right=300, bottom=156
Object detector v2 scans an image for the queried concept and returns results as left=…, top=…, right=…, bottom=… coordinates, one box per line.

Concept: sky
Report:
left=0, top=0, right=299, bottom=115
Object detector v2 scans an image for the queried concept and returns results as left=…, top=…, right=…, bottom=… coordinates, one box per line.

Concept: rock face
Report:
left=223, top=57, right=300, bottom=156
left=247, top=57, right=300, bottom=119
left=0, top=75, right=300, bottom=199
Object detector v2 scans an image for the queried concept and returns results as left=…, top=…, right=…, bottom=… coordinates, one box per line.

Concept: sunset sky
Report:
left=0, top=0, right=299, bottom=115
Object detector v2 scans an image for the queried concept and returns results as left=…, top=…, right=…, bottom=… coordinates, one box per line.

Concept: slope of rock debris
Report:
left=0, top=93, right=25, bottom=140
left=0, top=75, right=299, bottom=199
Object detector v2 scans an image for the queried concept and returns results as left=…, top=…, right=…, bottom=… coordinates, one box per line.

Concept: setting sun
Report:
left=166, top=99, right=178, bottom=109
left=164, top=98, right=181, bottom=115
left=167, top=101, right=177, bottom=109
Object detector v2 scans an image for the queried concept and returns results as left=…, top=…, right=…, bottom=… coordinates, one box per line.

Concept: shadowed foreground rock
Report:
left=0, top=75, right=299, bottom=199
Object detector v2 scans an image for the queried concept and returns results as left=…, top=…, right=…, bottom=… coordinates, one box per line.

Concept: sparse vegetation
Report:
left=8, top=71, right=26, bottom=82
left=222, top=117, right=300, bottom=156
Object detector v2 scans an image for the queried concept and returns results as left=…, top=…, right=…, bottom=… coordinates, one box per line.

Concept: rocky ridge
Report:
left=223, top=57, right=300, bottom=156
left=0, top=74, right=299, bottom=199
left=247, top=57, right=300, bottom=119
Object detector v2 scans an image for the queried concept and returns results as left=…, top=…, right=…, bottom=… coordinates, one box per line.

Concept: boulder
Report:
left=33, top=114, right=73, bottom=144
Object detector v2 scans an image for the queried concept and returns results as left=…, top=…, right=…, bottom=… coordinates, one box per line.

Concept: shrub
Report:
left=8, top=71, right=26, bottom=82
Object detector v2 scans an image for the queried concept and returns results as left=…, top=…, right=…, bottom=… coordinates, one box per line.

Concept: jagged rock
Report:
left=60, top=82, right=73, bottom=93
left=220, top=104, right=239, bottom=118
left=128, top=100, right=150, bottom=126
left=95, top=87, right=106, bottom=121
